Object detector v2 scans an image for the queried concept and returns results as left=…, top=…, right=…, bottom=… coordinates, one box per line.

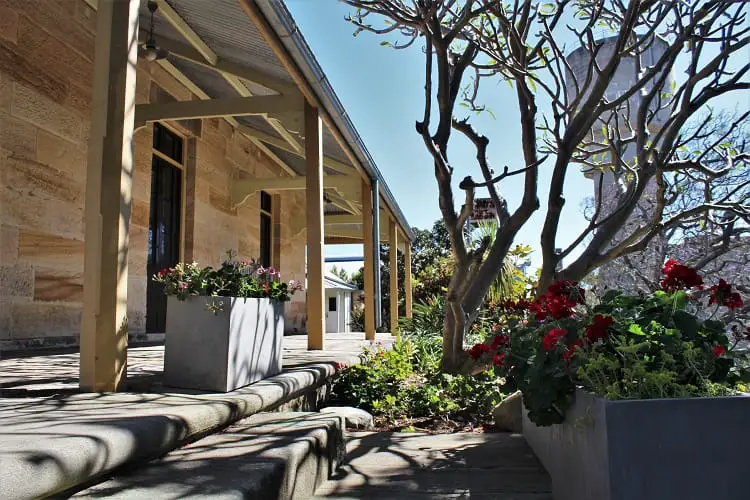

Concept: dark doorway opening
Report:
left=146, top=123, right=183, bottom=333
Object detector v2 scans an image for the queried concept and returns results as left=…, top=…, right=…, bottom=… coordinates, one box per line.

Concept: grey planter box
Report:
left=163, top=296, right=284, bottom=392
left=523, top=388, right=750, bottom=500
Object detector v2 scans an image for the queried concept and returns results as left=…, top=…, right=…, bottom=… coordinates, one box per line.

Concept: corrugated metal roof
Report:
left=264, top=143, right=305, bottom=175
left=161, top=0, right=293, bottom=83
left=169, top=58, right=237, bottom=99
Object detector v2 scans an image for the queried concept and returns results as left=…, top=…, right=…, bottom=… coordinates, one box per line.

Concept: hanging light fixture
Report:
left=139, top=0, right=169, bottom=62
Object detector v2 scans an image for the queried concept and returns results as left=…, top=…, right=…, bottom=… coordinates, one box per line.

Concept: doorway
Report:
left=146, top=123, right=184, bottom=333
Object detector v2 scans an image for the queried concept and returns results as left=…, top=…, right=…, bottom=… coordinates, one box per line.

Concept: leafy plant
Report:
left=349, top=301, right=366, bottom=332
left=332, top=337, right=504, bottom=425
left=467, top=260, right=750, bottom=427
left=152, top=250, right=303, bottom=303
left=399, top=295, right=445, bottom=337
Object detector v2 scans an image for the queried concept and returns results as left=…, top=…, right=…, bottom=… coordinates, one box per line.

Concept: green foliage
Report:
left=152, top=251, right=303, bottom=303
left=349, top=301, right=366, bottom=332
left=329, top=265, right=351, bottom=283
left=471, top=221, right=523, bottom=303
left=333, top=337, right=504, bottom=424
left=470, top=284, right=750, bottom=427
left=399, top=295, right=446, bottom=337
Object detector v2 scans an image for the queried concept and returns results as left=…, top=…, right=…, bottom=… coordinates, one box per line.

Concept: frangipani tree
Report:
left=342, top=0, right=749, bottom=372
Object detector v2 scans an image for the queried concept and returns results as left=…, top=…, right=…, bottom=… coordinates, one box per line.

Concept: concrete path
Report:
left=313, top=431, right=552, bottom=499
left=0, top=333, right=391, bottom=394
left=0, top=334, right=392, bottom=499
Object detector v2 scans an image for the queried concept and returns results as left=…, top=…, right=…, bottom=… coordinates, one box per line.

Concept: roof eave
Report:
left=245, top=0, right=414, bottom=241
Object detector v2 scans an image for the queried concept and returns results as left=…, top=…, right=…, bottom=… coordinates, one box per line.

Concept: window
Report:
left=329, top=296, right=337, bottom=312
left=260, top=191, right=272, bottom=268
left=147, top=123, right=184, bottom=333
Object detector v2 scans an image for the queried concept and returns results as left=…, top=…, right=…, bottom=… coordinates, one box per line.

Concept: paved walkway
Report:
left=0, top=334, right=392, bottom=499
left=0, top=333, right=390, bottom=394
left=314, top=431, right=552, bottom=499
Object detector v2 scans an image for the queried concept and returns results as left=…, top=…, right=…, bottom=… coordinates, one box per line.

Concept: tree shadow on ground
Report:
left=316, top=431, right=553, bottom=499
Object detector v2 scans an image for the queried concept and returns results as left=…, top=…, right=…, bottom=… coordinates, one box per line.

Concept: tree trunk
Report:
left=440, top=305, right=466, bottom=373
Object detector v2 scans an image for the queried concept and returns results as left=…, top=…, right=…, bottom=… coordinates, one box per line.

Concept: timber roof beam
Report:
left=134, top=95, right=303, bottom=126
left=237, top=124, right=354, bottom=175
left=231, top=175, right=361, bottom=207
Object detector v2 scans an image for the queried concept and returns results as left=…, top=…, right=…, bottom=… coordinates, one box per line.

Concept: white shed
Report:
left=324, top=274, right=359, bottom=333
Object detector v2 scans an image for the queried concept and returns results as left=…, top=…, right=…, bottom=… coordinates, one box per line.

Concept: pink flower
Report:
left=256, top=267, right=266, bottom=276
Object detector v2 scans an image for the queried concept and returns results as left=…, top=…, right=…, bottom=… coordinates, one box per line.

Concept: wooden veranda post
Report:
left=80, top=0, right=139, bottom=392
left=361, top=179, right=376, bottom=340
left=305, top=100, right=325, bottom=350
left=404, top=238, right=413, bottom=319
left=389, top=218, right=399, bottom=335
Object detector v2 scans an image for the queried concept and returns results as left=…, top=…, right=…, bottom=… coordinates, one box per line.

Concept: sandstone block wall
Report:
left=0, top=0, right=307, bottom=352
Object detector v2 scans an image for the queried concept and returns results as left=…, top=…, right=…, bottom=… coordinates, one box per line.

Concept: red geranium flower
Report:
left=563, top=339, right=583, bottom=361
left=542, top=328, right=567, bottom=351
left=468, top=343, right=490, bottom=360
left=490, top=334, right=511, bottom=350
left=709, top=279, right=743, bottom=309
left=713, top=345, right=726, bottom=358
left=585, top=314, right=613, bottom=343
left=493, top=352, right=505, bottom=367
left=660, top=259, right=703, bottom=292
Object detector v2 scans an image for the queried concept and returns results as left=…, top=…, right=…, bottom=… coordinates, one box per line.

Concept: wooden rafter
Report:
left=152, top=0, right=304, bottom=154
left=152, top=60, right=296, bottom=177
left=153, top=0, right=216, bottom=64
left=134, top=95, right=301, bottom=125
left=237, top=124, right=354, bottom=174
left=84, top=0, right=297, bottom=177
left=139, top=32, right=298, bottom=96
left=231, top=175, right=360, bottom=207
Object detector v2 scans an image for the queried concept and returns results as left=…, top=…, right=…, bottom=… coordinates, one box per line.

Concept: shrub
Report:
left=468, top=261, right=750, bottom=427
left=152, top=251, right=303, bottom=303
left=333, top=337, right=504, bottom=426
left=399, top=295, right=445, bottom=337
left=349, top=301, right=366, bottom=332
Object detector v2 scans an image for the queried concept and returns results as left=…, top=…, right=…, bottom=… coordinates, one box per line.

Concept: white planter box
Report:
left=163, top=296, right=284, bottom=392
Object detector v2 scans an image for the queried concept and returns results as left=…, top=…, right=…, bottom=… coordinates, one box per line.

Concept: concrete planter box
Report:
left=523, top=388, right=750, bottom=500
left=164, top=296, right=284, bottom=392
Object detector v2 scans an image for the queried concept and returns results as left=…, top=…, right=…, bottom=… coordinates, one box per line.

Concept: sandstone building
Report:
left=0, top=0, right=413, bottom=390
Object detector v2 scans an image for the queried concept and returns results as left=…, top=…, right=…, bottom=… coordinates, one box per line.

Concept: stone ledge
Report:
left=0, top=358, right=361, bottom=499
left=72, top=412, right=345, bottom=500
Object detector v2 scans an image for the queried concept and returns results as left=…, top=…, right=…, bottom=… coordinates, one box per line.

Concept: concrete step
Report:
left=73, top=412, right=345, bottom=500
left=312, top=431, right=552, bottom=499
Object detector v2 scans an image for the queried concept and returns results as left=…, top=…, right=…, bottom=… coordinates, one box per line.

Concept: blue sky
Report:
left=285, top=1, right=749, bottom=275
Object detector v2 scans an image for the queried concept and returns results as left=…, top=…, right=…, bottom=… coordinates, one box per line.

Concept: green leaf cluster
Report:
left=333, top=337, right=504, bottom=424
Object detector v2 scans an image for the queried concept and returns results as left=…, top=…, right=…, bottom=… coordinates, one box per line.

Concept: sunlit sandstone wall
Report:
left=0, top=1, right=307, bottom=351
